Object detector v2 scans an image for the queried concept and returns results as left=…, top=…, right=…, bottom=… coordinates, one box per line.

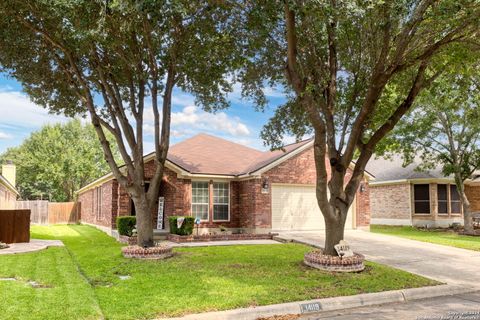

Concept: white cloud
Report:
left=144, top=105, right=251, bottom=138
left=0, top=131, right=12, bottom=140
left=171, top=106, right=250, bottom=136
left=0, top=90, right=68, bottom=129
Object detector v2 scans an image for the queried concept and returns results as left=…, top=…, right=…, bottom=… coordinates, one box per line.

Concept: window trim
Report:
left=437, top=184, right=449, bottom=215
left=95, top=187, right=103, bottom=220
left=449, top=184, right=462, bottom=215
left=212, top=181, right=230, bottom=222
left=191, top=181, right=210, bottom=222
left=413, top=184, right=431, bottom=215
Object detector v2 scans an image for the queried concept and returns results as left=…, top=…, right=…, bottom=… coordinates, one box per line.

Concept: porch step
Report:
left=153, top=229, right=169, bottom=240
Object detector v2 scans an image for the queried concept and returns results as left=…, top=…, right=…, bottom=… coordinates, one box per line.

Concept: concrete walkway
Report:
left=167, top=239, right=281, bottom=247
left=0, top=239, right=64, bottom=255
left=277, top=230, right=480, bottom=288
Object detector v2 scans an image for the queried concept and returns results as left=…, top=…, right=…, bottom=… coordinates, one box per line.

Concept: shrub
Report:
left=117, top=216, right=136, bottom=236
left=169, top=216, right=194, bottom=235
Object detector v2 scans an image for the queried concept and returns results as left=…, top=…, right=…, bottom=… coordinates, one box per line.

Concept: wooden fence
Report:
left=15, top=201, right=80, bottom=225
left=0, top=210, right=30, bottom=243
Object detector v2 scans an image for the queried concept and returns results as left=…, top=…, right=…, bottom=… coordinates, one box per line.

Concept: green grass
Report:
left=371, top=225, right=480, bottom=251
left=0, top=225, right=438, bottom=320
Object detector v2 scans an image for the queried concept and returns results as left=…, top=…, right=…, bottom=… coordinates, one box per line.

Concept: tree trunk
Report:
left=461, top=192, right=475, bottom=235
left=131, top=194, right=154, bottom=247
left=454, top=173, right=475, bottom=235
left=324, top=213, right=346, bottom=255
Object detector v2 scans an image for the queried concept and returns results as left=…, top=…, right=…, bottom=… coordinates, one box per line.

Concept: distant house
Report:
left=366, top=155, right=480, bottom=228
left=77, top=133, right=372, bottom=235
left=0, top=161, right=19, bottom=209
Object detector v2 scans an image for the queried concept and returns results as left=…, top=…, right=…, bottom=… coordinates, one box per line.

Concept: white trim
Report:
left=212, top=181, right=230, bottom=222
left=191, top=181, right=210, bottom=222
left=370, top=218, right=412, bottom=226
left=241, top=140, right=314, bottom=176
left=271, top=182, right=316, bottom=187
left=0, top=174, right=19, bottom=196
left=371, top=178, right=455, bottom=187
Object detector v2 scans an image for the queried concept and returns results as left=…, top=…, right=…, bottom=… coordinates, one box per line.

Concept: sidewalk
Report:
left=0, top=239, right=63, bottom=255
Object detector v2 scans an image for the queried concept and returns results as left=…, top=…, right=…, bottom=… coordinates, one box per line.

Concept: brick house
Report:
left=0, top=161, right=19, bottom=209
left=77, top=134, right=372, bottom=235
left=366, top=156, right=480, bottom=227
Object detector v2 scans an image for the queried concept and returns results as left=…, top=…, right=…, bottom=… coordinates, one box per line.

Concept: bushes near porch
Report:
left=168, top=216, right=194, bottom=235
left=117, top=216, right=136, bottom=236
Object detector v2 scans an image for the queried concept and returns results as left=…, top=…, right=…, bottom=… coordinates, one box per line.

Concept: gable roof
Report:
left=365, top=154, right=451, bottom=184
left=77, top=133, right=314, bottom=194
left=0, top=173, right=19, bottom=196
left=165, top=133, right=313, bottom=176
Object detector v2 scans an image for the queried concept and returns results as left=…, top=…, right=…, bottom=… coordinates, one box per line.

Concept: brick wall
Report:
left=239, top=147, right=370, bottom=229
left=79, top=146, right=371, bottom=231
left=0, top=183, right=16, bottom=209
left=370, top=183, right=411, bottom=221
left=78, top=180, right=116, bottom=228
left=465, top=185, right=480, bottom=212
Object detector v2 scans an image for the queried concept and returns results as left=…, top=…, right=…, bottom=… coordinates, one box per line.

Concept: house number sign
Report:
left=157, top=197, right=165, bottom=230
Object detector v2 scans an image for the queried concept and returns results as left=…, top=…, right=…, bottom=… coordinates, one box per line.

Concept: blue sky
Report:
left=0, top=74, right=292, bottom=154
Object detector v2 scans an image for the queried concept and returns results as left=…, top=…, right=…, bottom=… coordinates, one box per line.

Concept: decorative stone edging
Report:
left=121, top=245, right=173, bottom=260
left=118, top=235, right=137, bottom=246
left=167, top=233, right=278, bottom=243
left=304, top=249, right=365, bottom=272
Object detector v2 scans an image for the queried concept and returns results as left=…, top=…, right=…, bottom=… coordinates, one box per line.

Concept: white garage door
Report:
left=271, top=184, right=354, bottom=231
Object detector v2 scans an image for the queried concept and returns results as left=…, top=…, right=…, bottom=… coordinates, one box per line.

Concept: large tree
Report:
left=384, top=69, right=480, bottom=234
left=0, top=1, right=239, bottom=247
left=0, top=119, right=120, bottom=202
left=240, top=1, right=480, bottom=254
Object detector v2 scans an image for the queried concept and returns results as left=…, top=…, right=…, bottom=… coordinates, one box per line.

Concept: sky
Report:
left=0, top=74, right=293, bottom=154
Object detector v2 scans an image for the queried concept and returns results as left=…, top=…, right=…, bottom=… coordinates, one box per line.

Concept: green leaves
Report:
left=0, top=120, right=120, bottom=201
left=385, top=66, right=480, bottom=182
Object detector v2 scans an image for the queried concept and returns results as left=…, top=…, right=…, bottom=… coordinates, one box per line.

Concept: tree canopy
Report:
left=0, top=0, right=241, bottom=246
left=239, top=0, right=480, bottom=254
left=382, top=67, right=480, bottom=233
left=0, top=119, right=120, bottom=202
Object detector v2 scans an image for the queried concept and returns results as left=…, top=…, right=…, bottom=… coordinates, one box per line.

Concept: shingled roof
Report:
left=77, top=134, right=314, bottom=194
left=166, top=133, right=312, bottom=175
left=365, top=154, right=450, bottom=183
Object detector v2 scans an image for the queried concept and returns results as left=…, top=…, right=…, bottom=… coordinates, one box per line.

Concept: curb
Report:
left=158, top=284, right=479, bottom=320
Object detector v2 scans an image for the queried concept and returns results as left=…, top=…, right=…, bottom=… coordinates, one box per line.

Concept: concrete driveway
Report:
left=277, top=230, right=480, bottom=288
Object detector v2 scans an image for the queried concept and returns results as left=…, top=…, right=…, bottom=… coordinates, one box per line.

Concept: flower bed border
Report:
left=304, top=249, right=365, bottom=272
left=121, top=245, right=173, bottom=260
left=119, top=235, right=137, bottom=246
left=167, top=233, right=278, bottom=243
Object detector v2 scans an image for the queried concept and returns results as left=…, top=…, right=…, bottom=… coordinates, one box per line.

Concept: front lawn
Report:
left=371, top=225, right=480, bottom=251
left=1, top=225, right=437, bottom=320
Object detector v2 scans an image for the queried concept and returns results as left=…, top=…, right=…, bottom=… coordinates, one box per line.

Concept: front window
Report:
left=450, top=185, right=461, bottom=213
left=437, top=184, right=448, bottom=215
left=213, top=182, right=229, bottom=221
left=192, top=181, right=209, bottom=220
left=414, top=184, right=430, bottom=214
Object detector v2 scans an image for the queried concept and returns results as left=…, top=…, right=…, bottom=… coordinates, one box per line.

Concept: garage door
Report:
left=271, top=184, right=354, bottom=231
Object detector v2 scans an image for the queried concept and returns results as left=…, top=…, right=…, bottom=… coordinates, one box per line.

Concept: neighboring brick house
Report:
left=366, top=156, right=480, bottom=228
left=77, top=134, right=372, bottom=235
left=0, top=161, right=19, bottom=209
